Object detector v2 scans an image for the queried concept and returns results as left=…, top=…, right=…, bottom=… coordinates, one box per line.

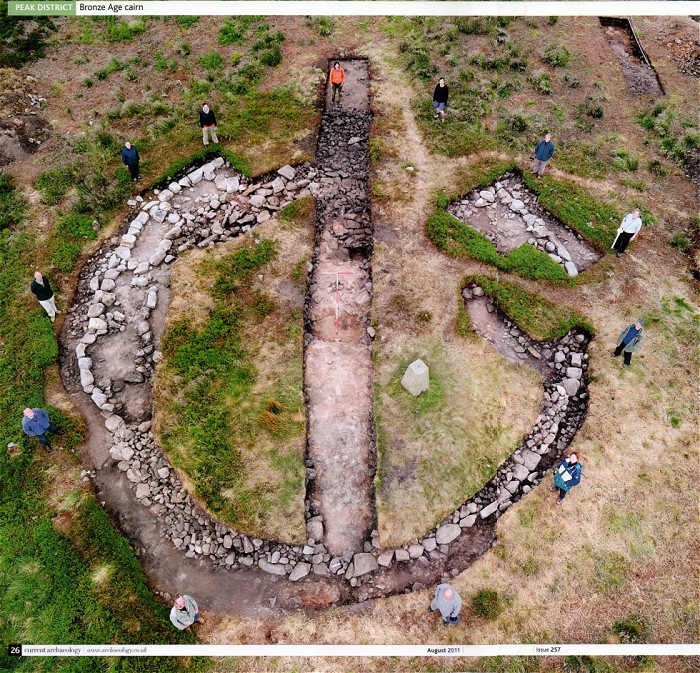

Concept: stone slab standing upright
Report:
left=401, top=359, right=429, bottom=397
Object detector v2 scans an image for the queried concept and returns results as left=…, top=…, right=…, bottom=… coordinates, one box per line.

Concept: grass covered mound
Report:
left=461, top=273, right=594, bottom=341
left=373, top=339, right=542, bottom=547
left=156, top=214, right=312, bottom=544
left=429, top=158, right=621, bottom=278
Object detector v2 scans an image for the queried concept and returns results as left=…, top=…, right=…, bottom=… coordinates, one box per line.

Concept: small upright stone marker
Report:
left=401, top=359, right=429, bottom=397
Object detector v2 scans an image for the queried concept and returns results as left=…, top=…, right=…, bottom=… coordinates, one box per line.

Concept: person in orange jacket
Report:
left=329, top=61, right=345, bottom=104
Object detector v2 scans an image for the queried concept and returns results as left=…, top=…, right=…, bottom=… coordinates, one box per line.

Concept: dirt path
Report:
left=304, top=59, right=377, bottom=558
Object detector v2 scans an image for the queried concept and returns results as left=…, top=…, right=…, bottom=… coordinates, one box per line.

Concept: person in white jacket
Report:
left=170, top=594, right=204, bottom=632
left=612, top=209, right=642, bottom=257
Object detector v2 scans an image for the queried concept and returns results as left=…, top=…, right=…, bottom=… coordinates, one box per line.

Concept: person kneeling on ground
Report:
left=432, top=77, right=448, bottom=121
left=170, top=594, right=204, bottom=632
left=612, top=319, right=644, bottom=367
left=22, top=407, right=62, bottom=452
left=429, top=583, right=462, bottom=625
left=550, top=452, right=582, bottom=504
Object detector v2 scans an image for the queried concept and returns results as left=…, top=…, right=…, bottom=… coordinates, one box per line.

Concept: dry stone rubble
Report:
left=448, top=173, right=602, bottom=277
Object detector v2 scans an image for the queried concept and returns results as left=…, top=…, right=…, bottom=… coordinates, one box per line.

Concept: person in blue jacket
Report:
left=550, top=452, right=582, bottom=504
left=533, top=133, right=555, bottom=177
left=121, top=141, right=140, bottom=181
left=22, top=407, right=62, bottom=451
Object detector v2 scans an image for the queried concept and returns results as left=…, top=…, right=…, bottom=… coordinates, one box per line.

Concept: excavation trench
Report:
left=303, top=58, right=377, bottom=560
left=448, top=172, right=602, bottom=278
left=59, top=58, right=593, bottom=613
left=600, top=17, right=664, bottom=95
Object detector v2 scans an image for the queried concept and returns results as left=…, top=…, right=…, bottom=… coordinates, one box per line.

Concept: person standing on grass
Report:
left=199, top=104, right=219, bottom=146
left=170, top=594, right=204, bottom=632
left=612, top=209, right=643, bottom=258
left=429, top=583, right=462, bottom=625
left=550, top=452, right=582, bottom=504
left=432, top=77, right=449, bottom=121
left=329, top=61, right=345, bottom=105
left=612, top=319, right=644, bottom=367
left=121, top=141, right=140, bottom=182
left=22, top=407, right=62, bottom=452
left=30, top=271, right=59, bottom=323
left=533, top=133, right=555, bottom=177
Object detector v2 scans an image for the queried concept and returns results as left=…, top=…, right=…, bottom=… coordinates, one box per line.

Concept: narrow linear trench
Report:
left=600, top=17, right=664, bottom=95
left=303, top=59, right=378, bottom=560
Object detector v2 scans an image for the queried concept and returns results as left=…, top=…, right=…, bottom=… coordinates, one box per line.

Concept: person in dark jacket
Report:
left=550, top=452, right=582, bottom=503
left=612, top=319, right=644, bottom=367
left=30, top=271, right=59, bottom=322
left=533, top=133, right=555, bottom=177
left=432, top=77, right=449, bottom=120
left=22, top=407, right=61, bottom=451
left=121, top=141, right=140, bottom=181
left=199, top=104, right=218, bottom=145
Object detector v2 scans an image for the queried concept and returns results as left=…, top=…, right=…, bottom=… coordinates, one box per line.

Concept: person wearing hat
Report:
left=170, top=594, right=204, bottom=632
left=428, top=583, right=462, bottom=625
left=612, top=319, right=644, bottom=367
left=613, top=209, right=643, bottom=257
left=550, top=452, right=582, bottom=504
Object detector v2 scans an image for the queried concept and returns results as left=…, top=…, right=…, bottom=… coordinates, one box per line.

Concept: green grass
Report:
left=0, top=173, right=27, bottom=231
left=158, top=239, right=306, bottom=539
left=472, top=589, right=504, bottom=619
left=461, top=274, right=593, bottom=340
left=0, top=3, right=56, bottom=67
left=427, top=211, right=569, bottom=284
left=0, top=220, right=197, bottom=670
left=374, top=338, right=541, bottom=546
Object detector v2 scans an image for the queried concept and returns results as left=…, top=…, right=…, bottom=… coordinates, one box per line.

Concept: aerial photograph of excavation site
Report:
left=0, top=4, right=698, bottom=672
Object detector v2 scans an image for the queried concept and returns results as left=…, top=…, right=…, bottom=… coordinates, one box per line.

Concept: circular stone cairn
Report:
left=65, top=152, right=592, bottom=596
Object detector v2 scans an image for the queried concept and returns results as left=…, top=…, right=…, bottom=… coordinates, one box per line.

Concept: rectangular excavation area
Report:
left=600, top=17, right=664, bottom=95
left=303, top=58, right=376, bottom=557
left=447, top=172, right=602, bottom=277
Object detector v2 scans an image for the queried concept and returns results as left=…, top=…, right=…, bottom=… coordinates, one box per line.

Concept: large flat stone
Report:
left=352, top=552, right=378, bottom=577
left=435, top=523, right=461, bottom=545
left=520, top=448, right=542, bottom=471
left=561, top=378, right=581, bottom=396
left=480, top=501, right=499, bottom=519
